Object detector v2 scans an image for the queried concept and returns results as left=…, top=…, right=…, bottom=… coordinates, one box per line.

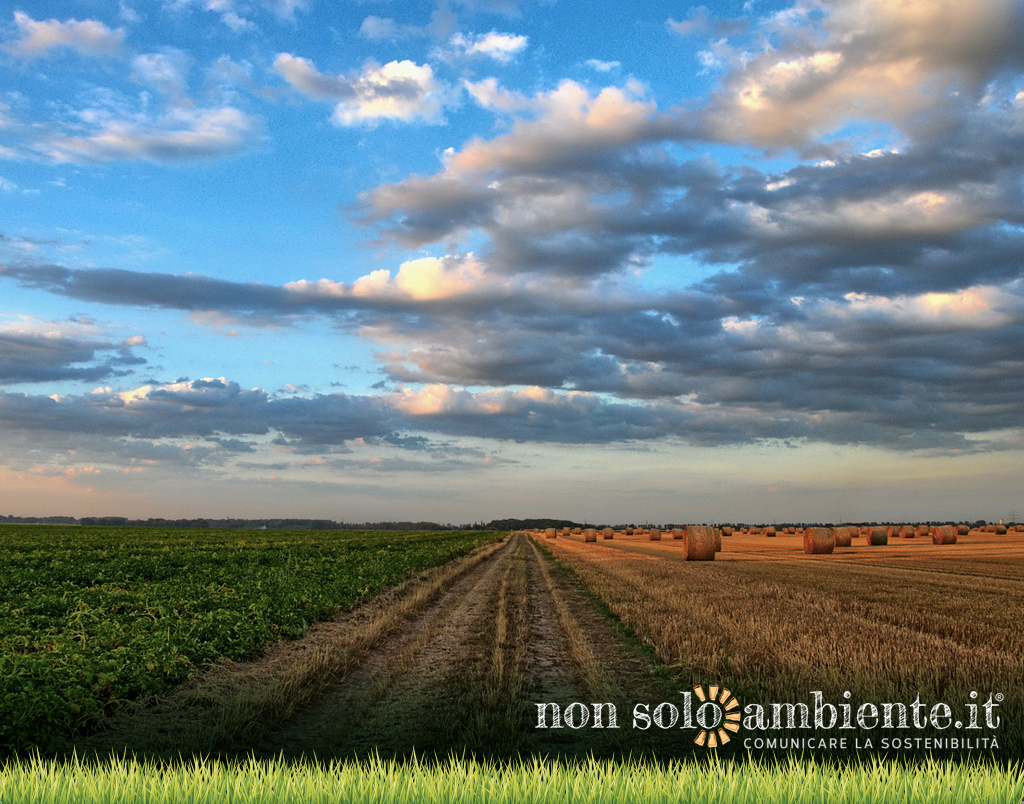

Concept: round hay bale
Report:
left=603, top=527, right=614, bottom=539
left=671, top=528, right=684, bottom=540
left=648, top=528, right=662, bottom=541
left=544, top=527, right=557, bottom=539
left=931, top=525, right=956, bottom=545
left=985, top=524, right=996, bottom=533
left=584, top=528, right=597, bottom=542
left=886, top=525, right=899, bottom=539
left=1014, top=525, right=1024, bottom=533
left=764, top=526, right=776, bottom=537
left=749, top=527, right=761, bottom=535
left=915, top=525, right=930, bottom=538
left=995, top=524, right=1007, bottom=535
left=867, top=528, right=888, bottom=546
left=956, top=525, right=970, bottom=536
left=898, top=525, right=914, bottom=539
left=832, top=526, right=853, bottom=548
left=714, top=529, right=722, bottom=552
left=683, top=526, right=716, bottom=561
left=625, top=527, right=634, bottom=536
left=804, top=527, right=834, bottom=555
left=721, top=526, right=733, bottom=537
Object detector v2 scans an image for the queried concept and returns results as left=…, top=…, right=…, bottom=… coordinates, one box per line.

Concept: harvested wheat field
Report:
left=541, top=526, right=1024, bottom=754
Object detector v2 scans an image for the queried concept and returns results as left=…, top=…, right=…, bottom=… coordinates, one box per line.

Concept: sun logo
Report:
left=692, top=684, right=742, bottom=747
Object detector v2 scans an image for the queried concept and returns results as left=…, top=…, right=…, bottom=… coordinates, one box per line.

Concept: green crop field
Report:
left=0, top=524, right=501, bottom=756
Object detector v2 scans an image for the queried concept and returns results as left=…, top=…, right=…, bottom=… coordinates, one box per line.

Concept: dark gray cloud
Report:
left=1, top=263, right=296, bottom=314
left=0, top=329, right=145, bottom=384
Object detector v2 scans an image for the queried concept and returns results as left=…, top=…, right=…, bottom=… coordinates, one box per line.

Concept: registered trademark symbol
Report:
left=955, top=721, right=962, bottom=728
left=996, top=693, right=1004, bottom=702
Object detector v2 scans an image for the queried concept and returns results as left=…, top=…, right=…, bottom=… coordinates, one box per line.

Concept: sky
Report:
left=1, top=0, right=1023, bottom=525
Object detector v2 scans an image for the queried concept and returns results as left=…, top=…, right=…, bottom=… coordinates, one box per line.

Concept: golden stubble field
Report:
left=537, top=526, right=1024, bottom=754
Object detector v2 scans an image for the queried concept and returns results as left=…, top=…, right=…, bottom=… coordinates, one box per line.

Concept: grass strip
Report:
left=1, top=753, right=1021, bottom=804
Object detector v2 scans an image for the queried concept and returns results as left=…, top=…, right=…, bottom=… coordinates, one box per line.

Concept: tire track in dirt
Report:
left=256, top=531, right=533, bottom=757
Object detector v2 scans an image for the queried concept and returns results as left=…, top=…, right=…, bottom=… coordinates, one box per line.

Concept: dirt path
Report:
left=80, top=533, right=678, bottom=761
left=253, top=532, right=670, bottom=759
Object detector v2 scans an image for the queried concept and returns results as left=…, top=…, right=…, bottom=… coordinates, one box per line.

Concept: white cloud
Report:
left=703, top=0, right=1024, bottom=146
left=445, top=30, right=528, bottom=63
left=119, top=2, right=142, bottom=24
left=443, top=80, right=658, bottom=175
left=206, top=55, right=254, bottom=102
left=285, top=254, right=489, bottom=302
left=358, top=16, right=419, bottom=41
left=42, top=106, right=258, bottom=163
left=4, top=11, right=125, bottom=58
left=263, top=0, right=309, bottom=19
left=221, top=11, right=256, bottom=32
left=584, top=59, right=620, bottom=73
left=360, top=16, right=398, bottom=40
left=274, top=53, right=448, bottom=126
left=835, top=286, right=1013, bottom=330
left=463, top=78, right=533, bottom=112
left=392, top=384, right=556, bottom=417
left=160, top=0, right=266, bottom=32
left=131, top=51, right=193, bottom=98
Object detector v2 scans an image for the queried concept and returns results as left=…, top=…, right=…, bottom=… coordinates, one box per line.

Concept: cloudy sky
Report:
left=1, top=0, right=1023, bottom=524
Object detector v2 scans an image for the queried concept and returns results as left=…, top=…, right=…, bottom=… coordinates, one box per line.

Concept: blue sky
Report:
left=1, top=0, right=1023, bottom=524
